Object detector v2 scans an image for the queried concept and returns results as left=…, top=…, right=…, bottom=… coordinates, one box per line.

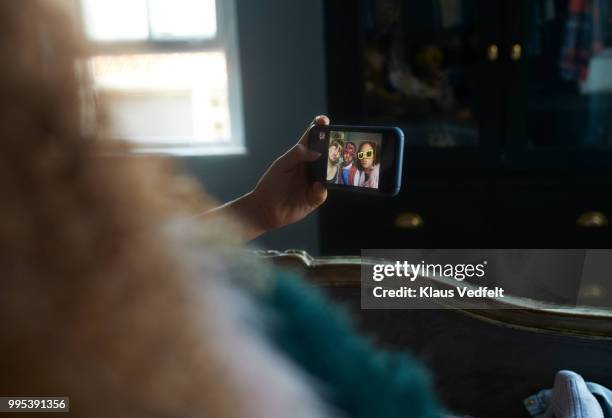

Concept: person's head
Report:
left=0, top=2, right=324, bottom=417
left=342, top=142, right=356, bottom=165
left=328, top=140, right=342, bottom=164
left=355, top=141, right=379, bottom=171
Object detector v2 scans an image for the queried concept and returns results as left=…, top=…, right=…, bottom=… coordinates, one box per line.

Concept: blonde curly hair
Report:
left=0, top=2, right=329, bottom=418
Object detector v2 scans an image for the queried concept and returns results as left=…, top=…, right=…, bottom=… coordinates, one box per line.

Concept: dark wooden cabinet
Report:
left=320, top=175, right=612, bottom=254
left=320, top=0, right=612, bottom=254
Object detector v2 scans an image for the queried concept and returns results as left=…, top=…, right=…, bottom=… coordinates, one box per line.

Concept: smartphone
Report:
left=307, top=124, right=404, bottom=197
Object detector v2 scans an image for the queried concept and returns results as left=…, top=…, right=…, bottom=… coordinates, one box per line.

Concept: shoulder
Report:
left=253, top=270, right=441, bottom=418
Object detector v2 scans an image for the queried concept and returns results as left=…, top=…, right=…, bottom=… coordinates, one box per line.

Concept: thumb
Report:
left=284, top=143, right=321, bottom=166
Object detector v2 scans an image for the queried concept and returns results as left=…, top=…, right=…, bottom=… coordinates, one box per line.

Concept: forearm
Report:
left=200, top=192, right=267, bottom=242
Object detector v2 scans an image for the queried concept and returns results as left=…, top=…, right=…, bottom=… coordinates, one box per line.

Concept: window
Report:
left=79, top=0, right=244, bottom=155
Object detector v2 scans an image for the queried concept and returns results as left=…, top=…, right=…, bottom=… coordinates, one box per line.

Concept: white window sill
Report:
left=132, top=144, right=247, bottom=157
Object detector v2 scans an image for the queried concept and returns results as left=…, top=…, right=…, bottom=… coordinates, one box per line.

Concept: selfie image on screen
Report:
left=326, top=131, right=382, bottom=189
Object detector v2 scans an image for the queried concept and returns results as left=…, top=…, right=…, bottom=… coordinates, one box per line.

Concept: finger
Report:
left=286, top=143, right=320, bottom=166
left=298, top=114, right=331, bottom=145
left=308, top=181, right=328, bottom=208
left=275, top=143, right=319, bottom=170
left=297, top=125, right=313, bottom=146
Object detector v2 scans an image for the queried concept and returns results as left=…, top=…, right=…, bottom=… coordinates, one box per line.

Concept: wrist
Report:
left=231, top=191, right=269, bottom=239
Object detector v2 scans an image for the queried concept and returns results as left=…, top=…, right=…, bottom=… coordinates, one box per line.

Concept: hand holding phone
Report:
left=307, top=125, right=404, bottom=197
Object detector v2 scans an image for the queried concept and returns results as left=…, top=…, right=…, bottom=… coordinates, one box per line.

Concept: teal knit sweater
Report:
left=251, top=270, right=442, bottom=418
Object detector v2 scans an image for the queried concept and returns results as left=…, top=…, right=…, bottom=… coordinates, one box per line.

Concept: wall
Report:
left=180, top=0, right=327, bottom=255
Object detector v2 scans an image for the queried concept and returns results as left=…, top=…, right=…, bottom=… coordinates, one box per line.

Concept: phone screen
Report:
left=325, top=130, right=383, bottom=190
left=308, top=125, right=403, bottom=196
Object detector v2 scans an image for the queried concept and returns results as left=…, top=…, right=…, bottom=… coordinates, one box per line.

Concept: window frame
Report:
left=77, top=0, right=246, bottom=156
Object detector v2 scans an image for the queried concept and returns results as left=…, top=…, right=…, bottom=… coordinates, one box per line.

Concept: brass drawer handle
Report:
left=577, top=211, right=609, bottom=228
left=510, top=43, right=522, bottom=61
left=486, top=44, right=499, bottom=61
left=395, top=212, right=424, bottom=229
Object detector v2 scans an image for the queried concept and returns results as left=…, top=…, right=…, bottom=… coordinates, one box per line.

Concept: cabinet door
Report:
left=490, top=177, right=612, bottom=247
left=319, top=178, right=492, bottom=255
left=504, top=0, right=612, bottom=170
left=325, top=0, right=505, bottom=169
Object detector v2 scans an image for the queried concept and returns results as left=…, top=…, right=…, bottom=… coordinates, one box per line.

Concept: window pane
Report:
left=149, top=0, right=217, bottom=40
left=82, top=0, right=149, bottom=41
left=91, top=52, right=230, bottom=144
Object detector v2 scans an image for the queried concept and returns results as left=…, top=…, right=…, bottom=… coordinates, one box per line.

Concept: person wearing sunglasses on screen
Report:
left=356, top=141, right=380, bottom=189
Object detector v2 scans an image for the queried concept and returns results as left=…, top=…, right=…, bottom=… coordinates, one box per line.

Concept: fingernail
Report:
left=315, top=115, right=329, bottom=124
